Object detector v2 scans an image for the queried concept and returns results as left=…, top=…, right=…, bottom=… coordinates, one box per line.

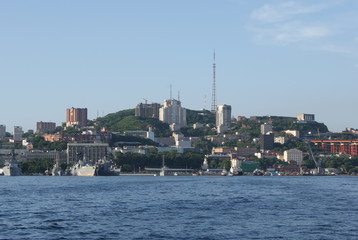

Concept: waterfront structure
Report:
left=66, top=107, right=88, bottom=128
left=159, top=99, right=187, bottom=131
left=261, top=123, right=273, bottom=135
left=284, top=149, right=303, bottom=165
left=216, top=104, right=231, bottom=133
left=67, top=143, right=109, bottom=164
left=26, top=150, right=67, bottom=163
left=311, top=140, right=358, bottom=157
left=296, top=113, right=315, bottom=122
left=0, top=125, right=5, bottom=139
left=13, top=126, right=23, bottom=140
left=135, top=102, right=160, bottom=119
left=36, top=121, right=56, bottom=134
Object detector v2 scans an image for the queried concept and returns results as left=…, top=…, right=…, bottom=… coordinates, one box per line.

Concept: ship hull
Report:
left=97, top=162, right=119, bottom=176
left=76, top=166, right=97, bottom=177
left=3, top=165, right=22, bottom=176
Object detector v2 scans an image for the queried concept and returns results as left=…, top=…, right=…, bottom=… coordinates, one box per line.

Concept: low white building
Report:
left=274, top=136, right=286, bottom=144
left=284, top=149, right=303, bottom=165
left=284, top=130, right=300, bottom=138
left=296, top=113, right=315, bottom=122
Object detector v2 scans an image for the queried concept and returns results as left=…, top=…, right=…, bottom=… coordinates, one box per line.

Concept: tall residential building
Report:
left=36, top=121, right=56, bottom=134
left=14, top=126, right=24, bottom=140
left=284, top=149, right=303, bottom=165
left=135, top=102, right=160, bottom=119
left=216, top=104, right=231, bottom=133
left=159, top=99, right=187, bottom=131
left=260, top=133, right=274, bottom=151
left=66, top=107, right=88, bottom=128
left=0, top=125, right=6, bottom=139
left=261, top=123, right=273, bottom=135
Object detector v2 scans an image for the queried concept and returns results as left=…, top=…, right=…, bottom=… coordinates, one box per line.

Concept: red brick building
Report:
left=66, top=108, right=88, bottom=128
left=311, top=140, right=358, bottom=156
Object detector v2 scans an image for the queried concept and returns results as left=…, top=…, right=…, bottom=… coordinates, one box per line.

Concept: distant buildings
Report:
left=311, top=140, right=358, bottom=157
left=159, top=99, right=187, bottom=131
left=216, top=104, right=231, bottom=133
left=36, top=121, right=56, bottom=134
left=284, top=130, right=300, bottom=138
left=296, top=113, right=315, bottom=122
left=13, top=126, right=23, bottom=140
left=66, top=143, right=109, bottom=164
left=124, top=128, right=155, bottom=142
left=43, top=131, right=111, bottom=143
left=260, top=133, right=274, bottom=151
left=0, top=125, right=5, bottom=139
left=135, top=102, right=160, bottom=119
left=66, top=107, right=88, bottom=128
left=261, top=123, right=272, bottom=135
left=284, top=149, right=303, bottom=165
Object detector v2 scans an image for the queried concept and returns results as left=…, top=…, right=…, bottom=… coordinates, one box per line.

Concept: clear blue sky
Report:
left=1, top=0, right=357, bottom=132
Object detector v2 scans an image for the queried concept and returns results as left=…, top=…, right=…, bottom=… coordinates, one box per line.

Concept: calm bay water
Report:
left=0, top=176, right=357, bottom=240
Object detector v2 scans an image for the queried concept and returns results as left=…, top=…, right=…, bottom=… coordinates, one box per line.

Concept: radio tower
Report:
left=211, top=51, right=217, bottom=112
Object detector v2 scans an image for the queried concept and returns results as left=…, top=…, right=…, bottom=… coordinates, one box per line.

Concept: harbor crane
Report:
left=306, top=140, right=324, bottom=175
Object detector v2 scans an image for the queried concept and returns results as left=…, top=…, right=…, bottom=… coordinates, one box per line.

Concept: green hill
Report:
left=95, top=108, right=216, bottom=136
left=96, top=109, right=171, bottom=137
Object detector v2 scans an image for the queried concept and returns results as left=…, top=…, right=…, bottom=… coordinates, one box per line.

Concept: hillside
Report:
left=95, top=108, right=216, bottom=135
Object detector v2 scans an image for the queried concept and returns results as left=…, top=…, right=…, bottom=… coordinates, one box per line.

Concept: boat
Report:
left=70, top=161, right=97, bottom=176
left=3, top=150, right=22, bottom=176
left=253, top=168, right=264, bottom=176
left=3, top=160, right=22, bottom=176
left=70, top=154, right=97, bottom=176
left=221, top=169, right=228, bottom=176
left=229, top=167, right=243, bottom=176
left=96, top=158, right=120, bottom=176
left=51, top=163, right=63, bottom=176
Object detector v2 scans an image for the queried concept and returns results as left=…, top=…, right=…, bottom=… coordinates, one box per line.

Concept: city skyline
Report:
left=1, top=0, right=357, bottom=132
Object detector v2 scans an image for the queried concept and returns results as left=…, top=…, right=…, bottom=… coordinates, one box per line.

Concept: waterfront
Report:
left=0, top=176, right=357, bottom=239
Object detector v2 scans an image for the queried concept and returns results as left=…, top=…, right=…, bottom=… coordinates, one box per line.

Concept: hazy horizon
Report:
left=1, top=0, right=357, bottom=132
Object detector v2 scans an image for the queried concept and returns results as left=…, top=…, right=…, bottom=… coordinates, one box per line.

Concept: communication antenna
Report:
left=170, top=84, right=172, bottom=100
left=211, top=51, right=217, bottom=112
left=204, top=94, right=207, bottom=110
left=178, top=91, right=180, bottom=101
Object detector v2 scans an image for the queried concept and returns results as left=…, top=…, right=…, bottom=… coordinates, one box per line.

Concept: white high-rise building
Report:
left=216, top=104, right=231, bottom=133
left=159, top=99, right=187, bottom=130
left=14, top=126, right=24, bottom=140
left=284, top=149, right=303, bottom=165
left=0, top=125, right=6, bottom=139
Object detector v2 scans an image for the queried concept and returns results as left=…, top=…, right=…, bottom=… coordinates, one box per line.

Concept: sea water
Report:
left=0, top=176, right=357, bottom=239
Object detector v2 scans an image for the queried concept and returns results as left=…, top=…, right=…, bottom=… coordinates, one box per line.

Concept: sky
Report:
left=0, top=0, right=357, bottom=132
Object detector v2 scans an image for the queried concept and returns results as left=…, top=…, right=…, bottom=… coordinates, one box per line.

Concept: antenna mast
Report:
left=211, top=51, right=217, bottom=112
left=170, top=84, right=172, bottom=100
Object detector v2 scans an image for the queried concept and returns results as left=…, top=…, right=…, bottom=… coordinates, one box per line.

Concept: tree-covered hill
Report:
left=186, top=109, right=215, bottom=125
left=95, top=108, right=216, bottom=135
left=96, top=110, right=171, bottom=137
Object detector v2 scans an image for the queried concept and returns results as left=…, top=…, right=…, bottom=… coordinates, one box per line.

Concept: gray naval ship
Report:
left=3, top=150, right=22, bottom=176
left=70, top=152, right=97, bottom=176
left=96, top=157, right=120, bottom=176
left=70, top=152, right=119, bottom=176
